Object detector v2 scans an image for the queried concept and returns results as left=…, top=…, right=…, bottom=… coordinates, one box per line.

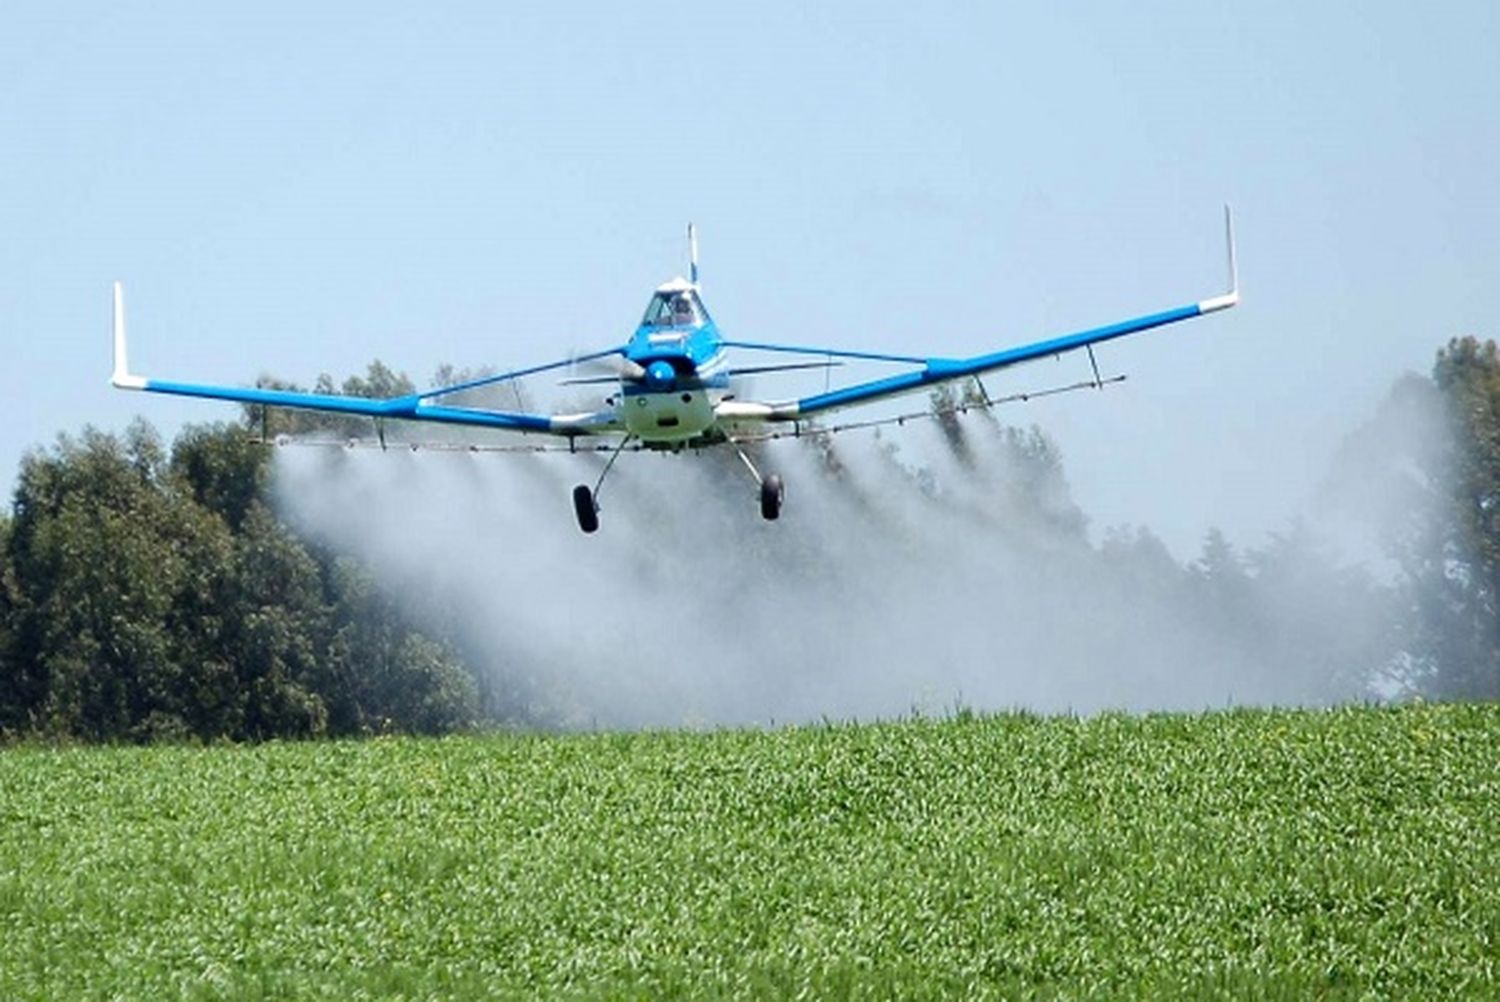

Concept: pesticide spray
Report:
left=272, top=409, right=1388, bottom=730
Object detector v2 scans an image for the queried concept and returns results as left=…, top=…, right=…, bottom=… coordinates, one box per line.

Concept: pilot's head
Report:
left=671, top=296, right=692, bottom=317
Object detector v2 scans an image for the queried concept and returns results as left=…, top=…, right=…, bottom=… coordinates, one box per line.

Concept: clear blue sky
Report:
left=3, top=1, right=1496, bottom=554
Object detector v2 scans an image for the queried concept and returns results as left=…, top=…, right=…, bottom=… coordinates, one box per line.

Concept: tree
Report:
left=0, top=511, right=17, bottom=736
left=1329, top=340, right=1500, bottom=698
left=4, top=423, right=233, bottom=739
left=223, top=503, right=333, bottom=739
left=1243, top=520, right=1395, bottom=702
left=320, top=556, right=479, bottom=735
left=1422, top=337, right=1500, bottom=696
left=0, top=415, right=480, bottom=742
left=171, top=422, right=272, bottom=531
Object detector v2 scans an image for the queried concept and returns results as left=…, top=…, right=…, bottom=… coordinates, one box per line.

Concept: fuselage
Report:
left=619, top=277, right=730, bottom=445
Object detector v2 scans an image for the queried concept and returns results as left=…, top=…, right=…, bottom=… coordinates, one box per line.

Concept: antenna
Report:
left=688, top=223, right=699, bottom=285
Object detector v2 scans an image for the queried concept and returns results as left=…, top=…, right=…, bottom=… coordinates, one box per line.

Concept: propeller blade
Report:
left=562, top=352, right=646, bottom=385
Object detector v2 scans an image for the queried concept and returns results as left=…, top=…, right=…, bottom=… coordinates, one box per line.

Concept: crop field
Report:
left=1, top=703, right=1497, bottom=999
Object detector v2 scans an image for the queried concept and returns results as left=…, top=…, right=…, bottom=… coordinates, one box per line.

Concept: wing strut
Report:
left=1086, top=345, right=1103, bottom=389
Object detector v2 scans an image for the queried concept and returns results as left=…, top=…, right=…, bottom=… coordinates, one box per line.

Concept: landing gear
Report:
left=572, top=435, right=633, bottom=534
left=573, top=485, right=599, bottom=534
left=731, top=441, right=785, bottom=522
left=759, top=474, right=784, bottom=521
left=571, top=436, right=787, bottom=531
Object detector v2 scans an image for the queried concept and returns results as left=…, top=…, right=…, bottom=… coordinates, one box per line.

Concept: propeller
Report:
left=560, top=352, right=648, bottom=386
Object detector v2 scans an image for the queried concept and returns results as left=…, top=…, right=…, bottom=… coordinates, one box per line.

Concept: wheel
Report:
left=573, top=484, right=600, bottom=533
left=759, top=474, right=784, bottom=521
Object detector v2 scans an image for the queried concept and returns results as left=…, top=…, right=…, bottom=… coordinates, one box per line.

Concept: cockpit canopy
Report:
left=642, top=287, right=706, bottom=328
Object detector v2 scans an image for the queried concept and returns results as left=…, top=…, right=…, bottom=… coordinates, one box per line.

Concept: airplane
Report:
left=111, top=210, right=1239, bottom=533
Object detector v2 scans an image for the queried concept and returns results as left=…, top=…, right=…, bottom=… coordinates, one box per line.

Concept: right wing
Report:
left=716, top=207, right=1239, bottom=425
left=109, top=283, right=622, bottom=436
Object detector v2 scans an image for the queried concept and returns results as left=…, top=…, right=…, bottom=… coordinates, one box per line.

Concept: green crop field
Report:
left=1, top=704, right=1497, bottom=1000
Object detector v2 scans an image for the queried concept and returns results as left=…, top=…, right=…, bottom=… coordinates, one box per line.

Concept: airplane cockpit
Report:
left=641, top=287, right=706, bottom=328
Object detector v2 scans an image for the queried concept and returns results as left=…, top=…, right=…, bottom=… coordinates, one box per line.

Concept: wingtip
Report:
left=110, top=281, right=146, bottom=390
left=1198, top=290, right=1239, bottom=314
left=1198, top=206, right=1240, bottom=314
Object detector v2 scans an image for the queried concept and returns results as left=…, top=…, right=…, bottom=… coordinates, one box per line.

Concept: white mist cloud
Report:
left=272, top=411, right=1383, bottom=729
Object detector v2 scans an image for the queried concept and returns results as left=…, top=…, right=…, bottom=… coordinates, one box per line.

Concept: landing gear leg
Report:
left=731, top=441, right=785, bottom=522
left=573, top=435, right=633, bottom=534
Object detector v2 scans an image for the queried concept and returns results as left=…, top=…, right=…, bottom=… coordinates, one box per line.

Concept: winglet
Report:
left=1197, top=205, right=1239, bottom=314
left=111, top=281, right=146, bottom=389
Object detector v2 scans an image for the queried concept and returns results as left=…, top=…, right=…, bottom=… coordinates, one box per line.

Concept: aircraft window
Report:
left=643, top=291, right=702, bottom=327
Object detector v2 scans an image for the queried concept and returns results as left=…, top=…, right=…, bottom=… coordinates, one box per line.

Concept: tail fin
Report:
left=688, top=223, right=699, bottom=285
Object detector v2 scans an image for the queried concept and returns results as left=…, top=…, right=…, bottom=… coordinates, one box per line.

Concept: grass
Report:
left=1, top=703, right=1497, bottom=999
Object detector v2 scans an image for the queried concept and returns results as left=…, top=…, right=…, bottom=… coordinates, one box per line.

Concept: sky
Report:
left=2, top=0, right=1497, bottom=558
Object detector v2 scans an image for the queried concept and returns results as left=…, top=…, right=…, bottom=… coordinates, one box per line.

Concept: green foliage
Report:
left=0, top=421, right=477, bottom=742
left=171, top=422, right=269, bottom=530
left=1333, top=339, right=1500, bottom=698
left=226, top=503, right=335, bottom=740
left=4, top=422, right=222, bottom=740
left=0, top=705, right=1495, bottom=998
left=1425, top=337, right=1500, bottom=696
left=320, top=556, right=480, bottom=736
left=0, top=513, right=15, bottom=738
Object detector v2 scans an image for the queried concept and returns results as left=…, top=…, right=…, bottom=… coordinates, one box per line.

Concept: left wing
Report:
left=717, top=207, right=1239, bottom=425
left=109, top=283, right=622, bottom=437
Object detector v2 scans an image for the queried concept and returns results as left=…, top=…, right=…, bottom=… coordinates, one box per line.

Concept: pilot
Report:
left=670, top=295, right=695, bottom=326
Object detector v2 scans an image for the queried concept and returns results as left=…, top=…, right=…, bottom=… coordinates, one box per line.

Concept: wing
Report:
left=108, top=284, right=622, bottom=437
left=717, top=207, right=1240, bottom=425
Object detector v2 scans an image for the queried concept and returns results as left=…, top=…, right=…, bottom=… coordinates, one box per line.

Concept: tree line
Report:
left=0, top=411, right=481, bottom=742
left=1, top=342, right=1497, bottom=742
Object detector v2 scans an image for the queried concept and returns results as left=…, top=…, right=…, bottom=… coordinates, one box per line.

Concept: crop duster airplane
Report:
left=111, top=211, right=1238, bottom=533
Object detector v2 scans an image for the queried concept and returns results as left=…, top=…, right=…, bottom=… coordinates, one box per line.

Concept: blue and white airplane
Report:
left=111, top=212, right=1238, bottom=533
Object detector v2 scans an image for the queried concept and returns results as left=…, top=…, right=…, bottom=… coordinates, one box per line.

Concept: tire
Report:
left=573, top=484, right=600, bottom=533
left=759, top=474, right=784, bottom=521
